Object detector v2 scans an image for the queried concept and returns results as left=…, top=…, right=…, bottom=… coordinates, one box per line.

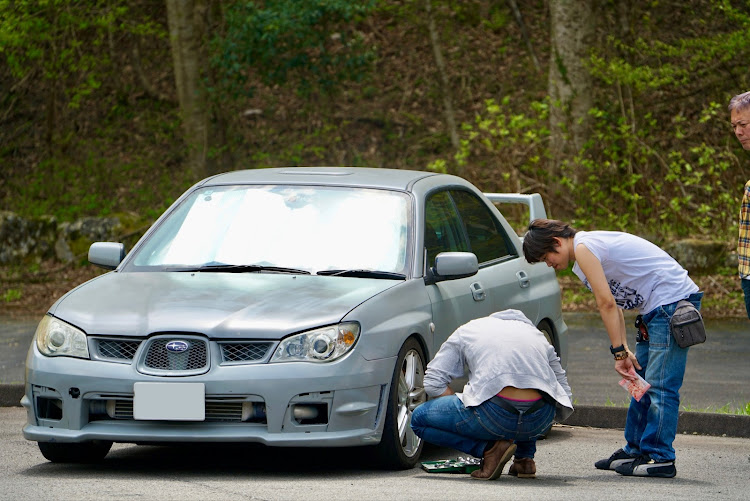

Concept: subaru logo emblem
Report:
left=166, top=340, right=189, bottom=353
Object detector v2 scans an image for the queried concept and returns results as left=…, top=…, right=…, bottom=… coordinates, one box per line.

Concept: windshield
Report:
left=128, top=184, right=412, bottom=275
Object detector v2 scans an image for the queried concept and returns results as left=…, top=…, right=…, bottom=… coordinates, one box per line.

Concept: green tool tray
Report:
left=421, top=459, right=481, bottom=474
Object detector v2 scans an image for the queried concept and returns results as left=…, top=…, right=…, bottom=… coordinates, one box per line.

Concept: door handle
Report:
left=516, top=270, right=530, bottom=288
left=471, top=282, right=486, bottom=301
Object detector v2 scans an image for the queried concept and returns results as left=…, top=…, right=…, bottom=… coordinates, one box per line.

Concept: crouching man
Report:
left=410, top=309, right=574, bottom=480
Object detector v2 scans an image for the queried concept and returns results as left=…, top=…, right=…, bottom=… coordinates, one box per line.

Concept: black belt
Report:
left=489, top=395, right=548, bottom=415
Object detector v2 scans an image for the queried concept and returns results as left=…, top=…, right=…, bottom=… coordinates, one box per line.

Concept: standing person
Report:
left=522, top=220, right=702, bottom=478
left=728, top=91, right=750, bottom=320
left=410, top=309, right=573, bottom=480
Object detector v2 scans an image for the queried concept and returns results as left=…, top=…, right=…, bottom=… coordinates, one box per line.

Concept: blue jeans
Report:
left=410, top=394, right=555, bottom=459
left=742, top=279, right=750, bottom=320
left=623, top=292, right=703, bottom=462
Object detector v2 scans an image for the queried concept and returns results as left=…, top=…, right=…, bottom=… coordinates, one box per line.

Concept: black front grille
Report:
left=220, top=342, right=273, bottom=363
left=112, top=399, right=133, bottom=419
left=94, top=339, right=141, bottom=361
left=140, top=337, right=209, bottom=375
left=89, top=398, right=266, bottom=423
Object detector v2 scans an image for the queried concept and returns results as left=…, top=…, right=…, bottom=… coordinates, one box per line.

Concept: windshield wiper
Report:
left=316, top=269, right=406, bottom=280
left=169, top=263, right=311, bottom=274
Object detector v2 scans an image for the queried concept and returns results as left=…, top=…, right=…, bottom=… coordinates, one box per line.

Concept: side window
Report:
left=424, top=191, right=469, bottom=268
left=450, top=190, right=514, bottom=264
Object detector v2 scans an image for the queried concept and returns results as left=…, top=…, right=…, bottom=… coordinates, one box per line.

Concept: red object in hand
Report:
left=619, top=369, right=651, bottom=402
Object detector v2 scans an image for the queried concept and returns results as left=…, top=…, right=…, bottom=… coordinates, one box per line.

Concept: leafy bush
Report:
left=214, top=0, right=377, bottom=98
left=430, top=96, right=739, bottom=240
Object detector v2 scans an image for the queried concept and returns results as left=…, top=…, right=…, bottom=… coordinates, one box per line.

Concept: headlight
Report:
left=35, top=316, right=90, bottom=359
left=270, top=322, right=360, bottom=363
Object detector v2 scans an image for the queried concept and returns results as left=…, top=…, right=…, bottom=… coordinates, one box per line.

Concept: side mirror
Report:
left=88, top=242, right=126, bottom=270
left=425, top=252, right=478, bottom=284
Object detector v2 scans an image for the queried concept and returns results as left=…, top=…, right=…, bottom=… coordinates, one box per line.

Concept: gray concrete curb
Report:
left=0, top=384, right=23, bottom=408
left=560, top=405, right=750, bottom=438
left=1, top=384, right=24, bottom=408
left=3, top=383, right=748, bottom=438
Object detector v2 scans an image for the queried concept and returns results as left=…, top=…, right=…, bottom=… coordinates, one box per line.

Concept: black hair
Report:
left=522, top=218, right=577, bottom=263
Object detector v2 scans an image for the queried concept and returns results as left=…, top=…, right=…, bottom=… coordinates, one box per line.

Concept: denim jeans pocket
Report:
left=522, top=405, right=556, bottom=438
left=644, top=307, right=671, bottom=348
left=454, top=407, right=488, bottom=438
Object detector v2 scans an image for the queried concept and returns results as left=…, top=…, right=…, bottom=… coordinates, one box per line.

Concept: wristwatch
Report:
left=610, top=344, right=628, bottom=361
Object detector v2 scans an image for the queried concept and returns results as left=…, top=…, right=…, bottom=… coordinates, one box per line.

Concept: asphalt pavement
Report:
left=2, top=312, right=749, bottom=437
left=2, top=405, right=749, bottom=500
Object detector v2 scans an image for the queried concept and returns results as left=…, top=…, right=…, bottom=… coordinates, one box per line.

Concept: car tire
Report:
left=38, top=441, right=113, bottom=463
left=537, top=319, right=559, bottom=357
left=537, top=319, right=559, bottom=438
left=374, top=337, right=427, bottom=470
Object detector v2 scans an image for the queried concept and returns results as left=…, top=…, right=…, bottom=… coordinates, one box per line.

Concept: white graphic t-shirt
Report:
left=572, top=231, right=699, bottom=315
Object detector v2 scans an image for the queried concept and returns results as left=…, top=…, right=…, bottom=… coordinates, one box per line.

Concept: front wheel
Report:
left=537, top=319, right=559, bottom=438
left=537, top=320, right=559, bottom=357
left=38, top=441, right=112, bottom=463
left=374, top=337, right=426, bottom=469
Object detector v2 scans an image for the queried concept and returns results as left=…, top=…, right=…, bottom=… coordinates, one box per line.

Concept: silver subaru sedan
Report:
left=22, top=167, right=567, bottom=469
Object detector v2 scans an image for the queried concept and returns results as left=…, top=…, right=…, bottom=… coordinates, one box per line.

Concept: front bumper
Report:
left=23, top=345, right=395, bottom=447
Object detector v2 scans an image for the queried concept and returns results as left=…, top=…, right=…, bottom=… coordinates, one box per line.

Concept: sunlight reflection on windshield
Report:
left=148, top=185, right=410, bottom=274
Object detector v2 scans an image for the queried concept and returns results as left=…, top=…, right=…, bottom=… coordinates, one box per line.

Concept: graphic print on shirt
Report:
left=581, top=278, right=644, bottom=310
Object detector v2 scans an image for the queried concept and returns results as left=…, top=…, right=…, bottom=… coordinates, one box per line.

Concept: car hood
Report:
left=49, top=272, right=400, bottom=339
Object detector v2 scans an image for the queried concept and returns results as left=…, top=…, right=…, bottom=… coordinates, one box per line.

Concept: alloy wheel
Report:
left=396, top=348, right=426, bottom=458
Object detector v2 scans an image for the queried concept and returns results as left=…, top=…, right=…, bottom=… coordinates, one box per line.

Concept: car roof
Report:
left=200, top=167, right=450, bottom=191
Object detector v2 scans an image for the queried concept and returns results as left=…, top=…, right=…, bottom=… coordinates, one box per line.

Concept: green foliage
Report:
left=0, top=0, right=164, bottom=110
left=481, top=3, right=510, bottom=33
left=421, top=0, right=749, bottom=240
left=604, top=397, right=749, bottom=414
left=214, top=0, right=377, bottom=98
left=2, top=288, right=22, bottom=302
left=431, top=95, right=738, bottom=238
left=680, top=401, right=750, bottom=415
left=566, top=109, right=737, bottom=237
left=590, top=1, right=750, bottom=92
left=428, top=96, right=549, bottom=185
left=566, top=0, right=749, bottom=237
left=1, top=0, right=748, bottom=250
left=10, top=144, right=191, bottom=223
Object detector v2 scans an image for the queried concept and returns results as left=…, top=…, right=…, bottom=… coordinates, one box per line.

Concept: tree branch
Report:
left=425, top=0, right=460, bottom=155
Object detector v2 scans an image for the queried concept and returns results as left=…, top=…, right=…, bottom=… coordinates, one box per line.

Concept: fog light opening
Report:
left=89, top=400, right=107, bottom=417
left=88, top=400, right=119, bottom=420
left=241, top=402, right=267, bottom=423
left=292, top=403, right=327, bottom=425
left=36, top=397, right=63, bottom=420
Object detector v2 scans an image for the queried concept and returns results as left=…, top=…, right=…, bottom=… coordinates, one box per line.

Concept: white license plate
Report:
left=133, top=382, right=205, bottom=421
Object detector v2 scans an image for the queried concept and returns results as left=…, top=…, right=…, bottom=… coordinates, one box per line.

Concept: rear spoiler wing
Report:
left=483, top=193, right=547, bottom=223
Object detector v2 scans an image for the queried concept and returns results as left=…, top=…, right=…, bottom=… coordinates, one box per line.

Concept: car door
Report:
left=423, top=189, right=496, bottom=356
left=450, top=189, right=541, bottom=322
left=424, top=188, right=541, bottom=356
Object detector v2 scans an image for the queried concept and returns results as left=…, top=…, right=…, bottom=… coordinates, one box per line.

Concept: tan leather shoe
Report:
left=509, top=457, right=536, bottom=478
left=470, top=440, right=516, bottom=480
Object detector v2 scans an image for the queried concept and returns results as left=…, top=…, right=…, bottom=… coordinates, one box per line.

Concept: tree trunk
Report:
left=165, top=0, right=211, bottom=179
left=201, top=0, right=234, bottom=174
left=548, top=0, right=595, bottom=183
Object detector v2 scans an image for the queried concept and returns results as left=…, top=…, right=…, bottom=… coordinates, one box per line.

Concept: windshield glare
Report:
left=130, top=185, right=411, bottom=275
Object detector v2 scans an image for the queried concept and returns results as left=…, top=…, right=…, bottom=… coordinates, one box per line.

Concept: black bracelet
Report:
left=610, top=344, right=626, bottom=354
